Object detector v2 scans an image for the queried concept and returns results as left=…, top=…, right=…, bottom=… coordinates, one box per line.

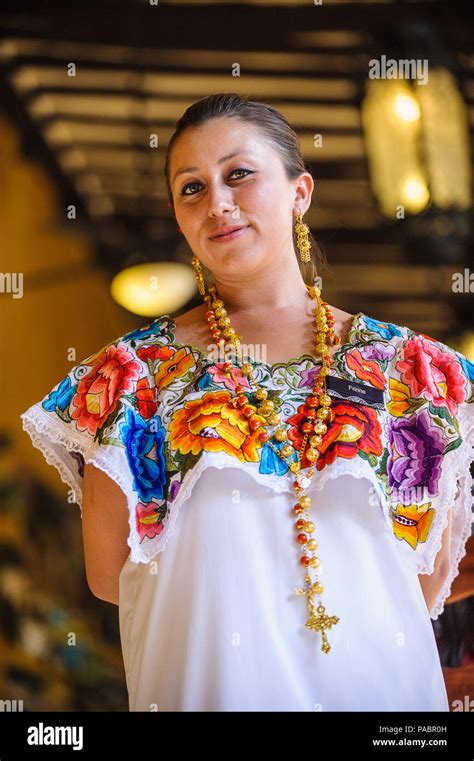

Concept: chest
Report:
left=172, top=315, right=347, bottom=366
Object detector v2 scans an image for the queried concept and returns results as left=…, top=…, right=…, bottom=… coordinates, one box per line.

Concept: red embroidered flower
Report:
left=136, top=501, right=165, bottom=541
left=344, top=348, right=386, bottom=390
left=136, top=377, right=158, bottom=419
left=287, top=401, right=383, bottom=470
left=396, top=335, right=467, bottom=417
left=71, top=344, right=142, bottom=436
left=136, top=344, right=175, bottom=363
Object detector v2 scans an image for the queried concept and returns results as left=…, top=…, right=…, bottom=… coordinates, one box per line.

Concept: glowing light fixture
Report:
left=111, top=261, right=196, bottom=317
left=361, top=68, right=471, bottom=219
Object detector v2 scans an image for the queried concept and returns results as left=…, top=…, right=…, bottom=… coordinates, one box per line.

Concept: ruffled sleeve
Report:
left=20, top=318, right=174, bottom=563
left=386, top=334, right=474, bottom=620
left=428, top=351, right=474, bottom=619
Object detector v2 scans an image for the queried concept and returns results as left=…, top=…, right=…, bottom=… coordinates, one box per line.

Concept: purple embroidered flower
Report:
left=169, top=479, right=181, bottom=502
left=299, top=364, right=322, bottom=389
left=387, top=408, right=447, bottom=500
left=359, top=342, right=396, bottom=362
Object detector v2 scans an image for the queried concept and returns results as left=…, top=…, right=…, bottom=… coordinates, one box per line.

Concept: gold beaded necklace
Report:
left=201, top=280, right=341, bottom=653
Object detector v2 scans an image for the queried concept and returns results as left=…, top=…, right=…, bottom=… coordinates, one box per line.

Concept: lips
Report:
left=209, top=225, right=249, bottom=239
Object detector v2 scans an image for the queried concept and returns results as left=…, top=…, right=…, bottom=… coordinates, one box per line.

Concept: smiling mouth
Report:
left=210, top=226, right=250, bottom=241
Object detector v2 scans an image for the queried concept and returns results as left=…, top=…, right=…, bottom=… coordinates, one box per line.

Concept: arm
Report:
left=81, top=463, right=131, bottom=606
left=417, top=507, right=453, bottom=616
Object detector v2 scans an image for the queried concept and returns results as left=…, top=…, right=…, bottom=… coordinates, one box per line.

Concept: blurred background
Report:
left=0, top=0, right=473, bottom=711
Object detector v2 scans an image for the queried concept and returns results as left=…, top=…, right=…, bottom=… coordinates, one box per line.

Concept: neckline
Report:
left=159, top=310, right=365, bottom=371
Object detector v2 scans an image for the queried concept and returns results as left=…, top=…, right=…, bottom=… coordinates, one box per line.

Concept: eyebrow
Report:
left=172, top=150, right=248, bottom=186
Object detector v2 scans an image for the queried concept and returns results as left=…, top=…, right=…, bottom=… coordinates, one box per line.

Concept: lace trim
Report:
left=20, top=404, right=143, bottom=564
left=428, top=402, right=474, bottom=620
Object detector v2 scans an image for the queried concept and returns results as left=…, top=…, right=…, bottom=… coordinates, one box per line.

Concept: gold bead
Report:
left=212, top=299, right=224, bottom=309
left=320, top=394, right=331, bottom=407
left=299, top=495, right=311, bottom=509
left=316, top=408, right=330, bottom=419
left=309, top=435, right=322, bottom=447
left=264, top=400, right=274, bottom=411
left=281, top=443, right=293, bottom=457
left=309, top=556, right=321, bottom=569
left=274, top=428, right=287, bottom=441
left=314, top=421, right=327, bottom=434
left=214, top=307, right=227, bottom=318
left=307, top=539, right=318, bottom=551
left=303, top=521, right=315, bottom=533
left=241, top=363, right=253, bottom=375
left=218, top=317, right=231, bottom=328
left=255, top=388, right=268, bottom=400
left=268, top=414, right=280, bottom=425
left=289, top=462, right=300, bottom=473
left=306, top=448, right=320, bottom=462
left=223, top=328, right=236, bottom=338
left=312, top=582, right=324, bottom=594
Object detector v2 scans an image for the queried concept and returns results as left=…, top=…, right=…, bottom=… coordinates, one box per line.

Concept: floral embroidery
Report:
left=72, top=344, right=141, bottom=437
left=286, top=400, right=383, bottom=471
left=362, top=317, right=403, bottom=340
left=136, top=501, right=167, bottom=541
left=344, top=348, right=387, bottom=389
left=168, top=390, right=265, bottom=464
left=29, top=312, right=474, bottom=560
left=396, top=335, right=467, bottom=417
left=387, top=408, right=447, bottom=498
left=390, top=502, right=436, bottom=549
left=120, top=406, right=167, bottom=502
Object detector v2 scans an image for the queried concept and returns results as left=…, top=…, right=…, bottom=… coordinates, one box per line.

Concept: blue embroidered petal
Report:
left=457, top=353, right=474, bottom=382
left=259, top=439, right=297, bottom=476
left=41, top=376, right=77, bottom=413
left=120, top=406, right=167, bottom=502
left=363, top=317, right=402, bottom=340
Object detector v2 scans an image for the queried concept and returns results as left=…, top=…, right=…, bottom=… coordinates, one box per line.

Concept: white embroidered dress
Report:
left=20, top=313, right=474, bottom=712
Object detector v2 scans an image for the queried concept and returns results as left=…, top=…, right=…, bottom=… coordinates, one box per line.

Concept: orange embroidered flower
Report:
left=345, top=348, right=386, bottom=390
left=168, top=390, right=265, bottom=463
left=154, top=346, right=197, bottom=393
left=71, top=344, right=142, bottom=436
left=391, top=503, right=435, bottom=549
left=287, top=401, right=383, bottom=470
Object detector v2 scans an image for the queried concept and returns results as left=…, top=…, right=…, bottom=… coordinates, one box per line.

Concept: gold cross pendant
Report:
left=295, top=581, right=339, bottom=653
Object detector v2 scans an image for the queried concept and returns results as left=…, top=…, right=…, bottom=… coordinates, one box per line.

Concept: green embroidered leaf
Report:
left=428, top=401, right=454, bottom=426
left=99, top=436, right=125, bottom=448
left=164, top=447, right=180, bottom=473
left=375, top=447, right=389, bottom=476
left=444, top=438, right=462, bottom=454
left=56, top=408, right=73, bottom=425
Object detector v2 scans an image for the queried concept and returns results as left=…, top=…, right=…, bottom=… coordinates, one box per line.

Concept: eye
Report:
left=180, top=168, right=253, bottom=196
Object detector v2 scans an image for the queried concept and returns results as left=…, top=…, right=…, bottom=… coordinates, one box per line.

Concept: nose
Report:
left=207, top=184, right=238, bottom=218
left=208, top=199, right=238, bottom=219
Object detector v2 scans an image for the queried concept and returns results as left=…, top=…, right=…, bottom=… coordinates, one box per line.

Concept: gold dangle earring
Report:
left=191, top=254, right=207, bottom=297
left=294, top=212, right=311, bottom=263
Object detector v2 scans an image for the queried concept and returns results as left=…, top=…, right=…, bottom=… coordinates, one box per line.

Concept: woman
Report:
left=21, top=93, right=474, bottom=712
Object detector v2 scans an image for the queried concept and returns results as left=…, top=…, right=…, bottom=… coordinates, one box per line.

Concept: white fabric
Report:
left=118, top=465, right=449, bottom=712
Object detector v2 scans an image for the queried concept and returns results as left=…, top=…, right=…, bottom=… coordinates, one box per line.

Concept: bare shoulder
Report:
left=173, top=303, right=207, bottom=328
left=172, top=303, right=210, bottom=347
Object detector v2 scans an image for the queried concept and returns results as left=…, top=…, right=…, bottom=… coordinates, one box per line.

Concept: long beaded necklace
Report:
left=201, top=281, right=341, bottom=653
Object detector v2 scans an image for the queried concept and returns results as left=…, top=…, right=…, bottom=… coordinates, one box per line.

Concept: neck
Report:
left=210, top=258, right=310, bottom=315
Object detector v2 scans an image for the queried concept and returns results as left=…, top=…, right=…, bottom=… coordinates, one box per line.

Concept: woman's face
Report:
left=169, top=118, right=312, bottom=281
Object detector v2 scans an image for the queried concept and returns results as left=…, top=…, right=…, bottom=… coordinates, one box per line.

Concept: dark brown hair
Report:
left=164, top=92, right=327, bottom=285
